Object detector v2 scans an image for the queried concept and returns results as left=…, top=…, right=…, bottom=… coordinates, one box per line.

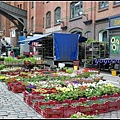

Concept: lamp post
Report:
left=0, top=30, right=3, bottom=56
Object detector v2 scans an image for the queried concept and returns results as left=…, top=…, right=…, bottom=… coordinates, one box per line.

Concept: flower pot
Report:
left=24, top=61, right=31, bottom=66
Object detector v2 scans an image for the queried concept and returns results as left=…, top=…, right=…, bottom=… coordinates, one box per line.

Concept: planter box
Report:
left=108, top=100, right=119, bottom=111
left=92, top=102, right=108, bottom=114
left=8, top=81, right=23, bottom=91
left=23, top=91, right=32, bottom=105
left=11, top=84, right=26, bottom=93
left=63, top=106, right=77, bottom=118
left=117, top=99, right=120, bottom=109
left=79, top=105, right=95, bottom=115
left=23, top=91, right=45, bottom=106
left=40, top=106, right=64, bottom=118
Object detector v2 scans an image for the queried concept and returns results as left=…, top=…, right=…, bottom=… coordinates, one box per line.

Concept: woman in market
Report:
left=10, top=50, right=15, bottom=57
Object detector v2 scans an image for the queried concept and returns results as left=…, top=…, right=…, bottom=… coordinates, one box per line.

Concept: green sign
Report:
left=110, top=36, right=120, bottom=54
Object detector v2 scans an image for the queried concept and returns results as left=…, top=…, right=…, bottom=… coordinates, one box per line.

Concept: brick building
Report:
left=0, top=1, right=120, bottom=45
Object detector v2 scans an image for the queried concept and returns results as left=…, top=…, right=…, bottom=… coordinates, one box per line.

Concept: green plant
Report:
left=86, top=38, right=98, bottom=44
left=23, top=57, right=36, bottom=64
left=70, top=112, right=98, bottom=118
left=4, top=57, right=14, bottom=63
left=66, top=68, right=74, bottom=74
left=0, top=64, right=6, bottom=70
left=118, top=74, right=120, bottom=77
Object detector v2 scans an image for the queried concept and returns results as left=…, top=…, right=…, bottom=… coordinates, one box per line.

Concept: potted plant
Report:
left=0, top=56, right=4, bottom=61
left=50, top=65, right=57, bottom=71
left=26, top=84, right=36, bottom=92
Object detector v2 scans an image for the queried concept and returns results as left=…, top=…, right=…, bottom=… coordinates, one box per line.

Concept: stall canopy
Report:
left=19, top=32, right=87, bottom=43
left=19, top=33, right=52, bottom=43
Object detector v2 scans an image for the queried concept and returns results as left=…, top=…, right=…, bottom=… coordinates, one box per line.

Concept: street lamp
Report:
left=57, top=19, right=64, bottom=26
left=78, top=12, right=88, bottom=20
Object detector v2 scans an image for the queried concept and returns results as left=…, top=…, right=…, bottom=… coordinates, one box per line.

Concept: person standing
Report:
left=10, top=50, right=15, bottom=57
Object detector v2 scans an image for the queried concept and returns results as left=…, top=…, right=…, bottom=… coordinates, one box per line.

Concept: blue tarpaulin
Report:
left=53, top=33, right=80, bottom=60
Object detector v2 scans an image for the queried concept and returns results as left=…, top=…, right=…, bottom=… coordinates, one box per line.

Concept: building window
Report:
left=114, top=1, right=120, bottom=5
left=17, top=5, right=19, bottom=8
left=70, top=1, right=83, bottom=19
left=99, top=1, right=109, bottom=10
left=46, top=1, right=50, bottom=3
left=85, top=31, right=92, bottom=38
left=31, top=1, right=34, bottom=8
left=31, top=17, right=34, bottom=31
left=20, top=4, right=22, bottom=9
left=46, top=11, right=51, bottom=27
left=71, top=31, right=82, bottom=35
left=43, top=18, right=44, bottom=28
left=54, top=7, right=61, bottom=24
left=99, top=30, right=107, bottom=42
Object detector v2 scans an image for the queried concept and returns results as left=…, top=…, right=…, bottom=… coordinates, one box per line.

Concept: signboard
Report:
left=110, top=35, right=120, bottom=54
left=109, top=16, right=120, bottom=27
left=110, top=35, right=120, bottom=59
left=11, top=30, right=16, bottom=37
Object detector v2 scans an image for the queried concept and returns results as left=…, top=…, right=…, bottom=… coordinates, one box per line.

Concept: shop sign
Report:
left=110, top=16, right=120, bottom=27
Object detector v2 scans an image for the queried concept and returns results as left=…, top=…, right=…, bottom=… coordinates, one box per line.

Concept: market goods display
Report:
left=1, top=66, right=120, bottom=118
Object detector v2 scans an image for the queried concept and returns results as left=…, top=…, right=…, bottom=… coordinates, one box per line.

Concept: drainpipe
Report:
left=94, top=2, right=96, bottom=40
left=91, top=1, right=92, bottom=20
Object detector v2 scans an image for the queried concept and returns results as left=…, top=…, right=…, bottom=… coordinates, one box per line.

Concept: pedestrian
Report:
left=10, top=50, right=15, bottom=57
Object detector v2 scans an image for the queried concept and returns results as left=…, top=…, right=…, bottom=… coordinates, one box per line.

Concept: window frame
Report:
left=70, top=1, right=83, bottom=19
left=31, top=1, right=34, bottom=8
left=46, top=11, right=51, bottom=28
left=54, top=7, right=61, bottom=24
left=99, top=1, right=109, bottom=10
left=20, top=4, right=22, bottom=9
left=113, top=1, right=120, bottom=5
left=31, top=17, right=34, bottom=31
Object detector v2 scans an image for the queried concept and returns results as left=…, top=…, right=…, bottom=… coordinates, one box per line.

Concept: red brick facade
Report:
left=1, top=1, right=120, bottom=42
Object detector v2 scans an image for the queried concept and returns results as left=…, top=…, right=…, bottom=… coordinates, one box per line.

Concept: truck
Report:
left=20, top=32, right=87, bottom=67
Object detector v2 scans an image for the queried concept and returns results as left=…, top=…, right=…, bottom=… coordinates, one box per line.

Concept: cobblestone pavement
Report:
left=0, top=72, right=120, bottom=119
left=0, top=82, right=43, bottom=119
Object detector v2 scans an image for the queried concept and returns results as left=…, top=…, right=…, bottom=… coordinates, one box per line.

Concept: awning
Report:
left=19, top=33, right=52, bottom=43
left=106, top=26, right=120, bottom=30
left=79, top=36, right=87, bottom=42
left=19, top=32, right=87, bottom=43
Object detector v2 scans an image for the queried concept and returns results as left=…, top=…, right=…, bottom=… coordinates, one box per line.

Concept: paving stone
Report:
left=0, top=113, right=8, bottom=116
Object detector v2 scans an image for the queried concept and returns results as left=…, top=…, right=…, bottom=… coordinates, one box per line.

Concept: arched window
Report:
left=99, top=30, right=107, bottom=42
left=46, top=11, right=51, bottom=27
left=85, top=31, right=92, bottom=38
left=70, top=1, right=83, bottom=19
left=54, top=7, right=61, bottom=24
left=71, top=31, right=82, bottom=35
left=31, top=1, right=34, bottom=8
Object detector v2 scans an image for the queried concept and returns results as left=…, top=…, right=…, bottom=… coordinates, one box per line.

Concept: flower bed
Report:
left=2, top=67, right=120, bottom=118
